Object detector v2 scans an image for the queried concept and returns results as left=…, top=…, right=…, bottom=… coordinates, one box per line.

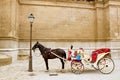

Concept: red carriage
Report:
left=67, top=48, right=115, bottom=74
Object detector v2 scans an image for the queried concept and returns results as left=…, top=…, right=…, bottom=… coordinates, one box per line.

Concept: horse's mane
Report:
left=37, top=43, right=51, bottom=54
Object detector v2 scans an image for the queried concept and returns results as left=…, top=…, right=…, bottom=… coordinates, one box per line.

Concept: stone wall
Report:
left=0, top=0, right=18, bottom=39
left=0, top=0, right=120, bottom=62
left=0, top=0, right=19, bottom=62
left=19, top=0, right=120, bottom=41
left=18, top=41, right=120, bottom=59
left=18, top=0, right=120, bottom=59
left=109, top=5, right=120, bottom=40
left=19, top=0, right=97, bottom=41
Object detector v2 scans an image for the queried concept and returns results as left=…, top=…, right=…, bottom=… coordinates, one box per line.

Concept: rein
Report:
left=33, top=50, right=67, bottom=61
left=50, top=52, right=67, bottom=61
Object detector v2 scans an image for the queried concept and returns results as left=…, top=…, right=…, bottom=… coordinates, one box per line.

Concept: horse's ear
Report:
left=37, top=41, right=39, bottom=44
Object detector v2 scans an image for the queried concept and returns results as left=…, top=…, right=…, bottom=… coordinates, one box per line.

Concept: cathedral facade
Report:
left=0, top=0, right=120, bottom=62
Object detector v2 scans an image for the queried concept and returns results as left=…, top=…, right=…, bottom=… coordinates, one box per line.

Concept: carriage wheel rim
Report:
left=98, top=58, right=115, bottom=74
left=71, top=61, right=84, bottom=74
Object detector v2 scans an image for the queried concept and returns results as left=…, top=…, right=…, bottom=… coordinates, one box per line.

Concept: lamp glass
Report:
left=28, top=14, right=35, bottom=23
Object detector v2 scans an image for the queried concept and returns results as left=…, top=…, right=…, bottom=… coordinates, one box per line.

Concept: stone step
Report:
left=17, top=54, right=29, bottom=60
left=0, top=54, right=12, bottom=66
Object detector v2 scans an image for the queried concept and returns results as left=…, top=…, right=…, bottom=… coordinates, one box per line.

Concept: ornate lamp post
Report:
left=28, top=13, right=35, bottom=72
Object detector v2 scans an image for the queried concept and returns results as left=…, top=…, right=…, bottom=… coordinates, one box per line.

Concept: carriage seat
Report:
left=91, top=48, right=110, bottom=63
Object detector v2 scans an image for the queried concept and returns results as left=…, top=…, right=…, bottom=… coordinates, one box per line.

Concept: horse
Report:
left=32, top=42, right=66, bottom=71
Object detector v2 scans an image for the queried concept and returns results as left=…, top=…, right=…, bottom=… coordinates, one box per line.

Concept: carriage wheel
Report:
left=71, top=60, right=84, bottom=74
left=98, top=57, right=115, bottom=74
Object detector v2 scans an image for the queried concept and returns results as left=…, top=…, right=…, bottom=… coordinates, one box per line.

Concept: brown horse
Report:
left=32, top=42, right=66, bottom=71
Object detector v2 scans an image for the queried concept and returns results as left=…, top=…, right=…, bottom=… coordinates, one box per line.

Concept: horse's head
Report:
left=32, top=41, right=46, bottom=53
left=32, top=41, right=39, bottom=52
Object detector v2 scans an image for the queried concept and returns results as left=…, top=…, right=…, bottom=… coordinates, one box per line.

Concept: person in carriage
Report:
left=68, top=45, right=82, bottom=61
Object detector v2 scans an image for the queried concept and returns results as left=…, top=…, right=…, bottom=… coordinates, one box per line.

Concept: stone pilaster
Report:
left=95, top=1, right=110, bottom=41
left=0, top=0, right=19, bottom=62
left=0, top=0, right=18, bottom=48
left=109, top=0, right=120, bottom=40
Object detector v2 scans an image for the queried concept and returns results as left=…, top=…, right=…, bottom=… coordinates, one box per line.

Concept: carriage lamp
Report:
left=28, top=13, right=35, bottom=72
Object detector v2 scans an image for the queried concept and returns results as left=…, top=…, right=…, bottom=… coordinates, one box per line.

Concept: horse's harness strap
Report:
left=44, top=48, right=51, bottom=54
left=44, top=48, right=67, bottom=61
left=51, top=52, right=67, bottom=61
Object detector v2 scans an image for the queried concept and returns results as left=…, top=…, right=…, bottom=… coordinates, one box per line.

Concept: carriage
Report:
left=68, top=48, right=115, bottom=74
left=32, top=42, right=115, bottom=74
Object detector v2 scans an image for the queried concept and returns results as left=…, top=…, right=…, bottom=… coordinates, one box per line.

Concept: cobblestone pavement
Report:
left=0, top=55, right=120, bottom=80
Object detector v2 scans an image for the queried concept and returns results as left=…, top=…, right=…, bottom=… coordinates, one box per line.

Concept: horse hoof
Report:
left=45, top=70, right=49, bottom=72
left=60, top=69, right=65, bottom=73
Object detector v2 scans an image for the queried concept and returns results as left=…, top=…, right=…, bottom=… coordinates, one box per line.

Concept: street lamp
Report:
left=28, top=13, right=35, bottom=72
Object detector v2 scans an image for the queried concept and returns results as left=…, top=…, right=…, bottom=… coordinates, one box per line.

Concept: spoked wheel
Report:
left=71, top=60, right=84, bottom=74
left=98, top=57, right=115, bottom=74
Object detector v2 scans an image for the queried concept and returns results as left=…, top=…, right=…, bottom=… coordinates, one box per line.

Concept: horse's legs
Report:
left=60, top=59, right=64, bottom=69
left=44, top=59, right=49, bottom=71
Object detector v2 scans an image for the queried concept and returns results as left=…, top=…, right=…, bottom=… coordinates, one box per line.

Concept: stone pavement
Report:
left=0, top=55, right=120, bottom=80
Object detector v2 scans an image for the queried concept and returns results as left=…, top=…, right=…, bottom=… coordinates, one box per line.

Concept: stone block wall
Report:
left=0, top=0, right=19, bottom=39
left=18, top=41, right=120, bottom=59
left=18, top=0, right=120, bottom=59
left=0, top=0, right=19, bottom=62
left=19, top=1, right=97, bottom=41
left=0, top=0, right=120, bottom=63
left=19, top=0, right=120, bottom=41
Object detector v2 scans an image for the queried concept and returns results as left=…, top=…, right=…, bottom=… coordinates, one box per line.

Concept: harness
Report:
left=44, top=48, right=67, bottom=61
left=50, top=52, right=67, bottom=61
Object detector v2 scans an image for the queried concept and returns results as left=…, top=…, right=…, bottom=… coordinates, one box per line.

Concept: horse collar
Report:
left=44, top=48, right=51, bottom=54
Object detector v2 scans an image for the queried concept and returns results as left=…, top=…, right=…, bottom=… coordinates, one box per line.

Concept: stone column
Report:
left=0, top=0, right=19, bottom=62
left=109, top=4, right=120, bottom=40
left=95, top=1, right=110, bottom=41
